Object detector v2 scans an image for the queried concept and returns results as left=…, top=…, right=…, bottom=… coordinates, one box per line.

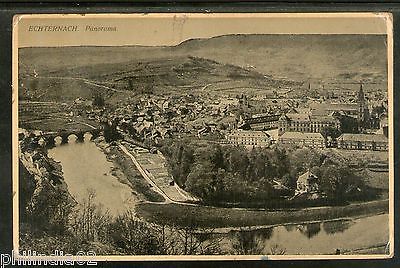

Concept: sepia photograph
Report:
left=12, top=13, right=393, bottom=260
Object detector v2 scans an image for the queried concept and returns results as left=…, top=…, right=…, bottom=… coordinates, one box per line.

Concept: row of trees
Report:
left=22, top=180, right=277, bottom=255
left=160, top=139, right=367, bottom=204
left=20, top=156, right=357, bottom=256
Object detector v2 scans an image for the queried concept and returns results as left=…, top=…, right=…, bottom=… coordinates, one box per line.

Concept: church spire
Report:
left=357, top=82, right=369, bottom=128
left=358, top=82, right=364, bottom=101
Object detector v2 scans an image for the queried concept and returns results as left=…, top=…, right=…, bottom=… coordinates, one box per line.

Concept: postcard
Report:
left=12, top=13, right=393, bottom=261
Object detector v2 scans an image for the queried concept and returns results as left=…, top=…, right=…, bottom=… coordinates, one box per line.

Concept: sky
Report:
left=15, top=13, right=392, bottom=47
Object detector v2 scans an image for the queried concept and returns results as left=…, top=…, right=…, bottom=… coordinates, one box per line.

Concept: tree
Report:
left=185, top=162, right=222, bottom=201
left=338, top=115, right=359, bottom=133
left=93, top=93, right=105, bottom=107
left=371, top=104, right=387, bottom=117
left=108, top=210, right=164, bottom=255
left=70, top=189, right=112, bottom=243
left=289, top=148, right=324, bottom=180
left=103, top=122, right=121, bottom=143
left=319, top=164, right=363, bottom=201
left=28, top=180, right=74, bottom=236
left=320, top=126, right=341, bottom=139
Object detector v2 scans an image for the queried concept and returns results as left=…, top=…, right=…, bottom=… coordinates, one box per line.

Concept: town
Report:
left=17, top=34, right=390, bottom=256
left=61, top=82, right=388, bottom=152
left=19, top=79, right=389, bottom=204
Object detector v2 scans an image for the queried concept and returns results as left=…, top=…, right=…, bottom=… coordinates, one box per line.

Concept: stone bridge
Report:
left=38, top=127, right=103, bottom=146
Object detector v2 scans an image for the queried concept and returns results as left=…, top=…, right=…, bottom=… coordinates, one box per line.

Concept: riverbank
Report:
left=136, top=199, right=388, bottom=229
left=342, top=243, right=388, bottom=255
left=94, top=137, right=165, bottom=203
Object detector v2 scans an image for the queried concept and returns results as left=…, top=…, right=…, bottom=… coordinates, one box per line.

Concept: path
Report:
left=118, top=143, right=174, bottom=203
left=118, top=142, right=199, bottom=205
left=35, top=76, right=126, bottom=93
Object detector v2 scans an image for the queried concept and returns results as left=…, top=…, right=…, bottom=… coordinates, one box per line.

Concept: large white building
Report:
left=337, top=133, right=388, bottom=151
left=279, top=132, right=326, bottom=148
left=278, top=113, right=340, bottom=135
left=225, top=130, right=271, bottom=147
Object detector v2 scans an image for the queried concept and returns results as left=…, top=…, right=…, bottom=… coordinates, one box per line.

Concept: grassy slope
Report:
left=19, top=54, right=301, bottom=101
left=19, top=34, right=387, bottom=82
left=136, top=199, right=388, bottom=228
left=18, top=34, right=387, bottom=101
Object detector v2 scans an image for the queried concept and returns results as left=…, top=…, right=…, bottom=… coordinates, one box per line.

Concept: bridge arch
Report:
left=38, top=127, right=103, bottom=146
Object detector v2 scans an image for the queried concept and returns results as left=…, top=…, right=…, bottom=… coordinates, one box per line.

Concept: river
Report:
left=219, top=213, right=389, bottom=255
left=47, top=137, right=389, bottom=255
left=47, top=135, right=137, bottom=216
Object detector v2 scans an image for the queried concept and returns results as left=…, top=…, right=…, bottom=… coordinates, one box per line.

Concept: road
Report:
left=118, top=143, right=174, bottom=203
left=34, top=75, right=126, bottom=93
left=118, top=143, right=200, bottom=206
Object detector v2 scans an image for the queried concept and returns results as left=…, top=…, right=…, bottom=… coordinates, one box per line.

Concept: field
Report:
left=136, top=199, right=388, bottom=229
left=19, top=101, right=100, bottom=132
left=19, top=55, right=301, bottom=103
left=120, top=142, right=197, bottom=202
left=334, top=148, right=389, bottom=164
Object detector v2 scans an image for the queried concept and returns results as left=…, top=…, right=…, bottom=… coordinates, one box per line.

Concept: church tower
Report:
left=357, top=83, right=370, bottom=128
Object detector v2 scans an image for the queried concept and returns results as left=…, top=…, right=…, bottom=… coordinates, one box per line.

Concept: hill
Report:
left=18, top=34, right=387, bottom=101
left=176, top=34, right=387, bottom=83
left=18, top=55, right=301, bottom=101
left=19, top=34, right=387, bottom=82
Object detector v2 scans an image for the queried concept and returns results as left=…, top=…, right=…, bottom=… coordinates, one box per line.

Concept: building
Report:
left=379, top=115, right=389, bottom=137
left=278, top=113, right=340, bottom=135
left=295, top=171, right=320, bottom=196
left=309, top=103, right=359, bottom=117
left=225, top=130, right=271, bottom=147
left=337, top=133, right=388, bottom=151
left=279, top=132, right=325, bottom=148
left=357, top=83, right=370, bottom=125
left=244, top=114, right=280, bottom=131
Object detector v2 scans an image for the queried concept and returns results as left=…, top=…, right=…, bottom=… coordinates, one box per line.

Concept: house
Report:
left=337, top=133, right=388, bottom=151
left=294, top=171, right=322, bottom=199
left=279, top=132, right=325, bottom=148
left=225, top=130, right=271, bottom=147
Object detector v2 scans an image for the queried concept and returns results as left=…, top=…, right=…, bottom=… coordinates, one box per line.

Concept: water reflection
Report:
left=224, top=214, right=388, bottom=255
left=231, top=227, right=268, bottom=255
left=297, top=222, right=321, bottom=239
left=284, top=224, right=295, bottom=232
left=323, top=220, right=353, bottom=235
left=257, top=227, right=274, bottom=240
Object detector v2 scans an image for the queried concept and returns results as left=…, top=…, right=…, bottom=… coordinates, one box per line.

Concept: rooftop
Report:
left=285, top=113, right=310, bottom=122
left=280, top=131, right=324, bottom=140
left=338, top=133, right=388, bottom=142
left=229, top=130, right=270, bottom=138
left=246, top=114, right=281, bottom=124
left=310, top=115, right=339, bottom=122
left=310, top=103, right=358, bottom=116
left=298, top=171, right=318, bottom=184
left=310, top=103, right=358, bottom=111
